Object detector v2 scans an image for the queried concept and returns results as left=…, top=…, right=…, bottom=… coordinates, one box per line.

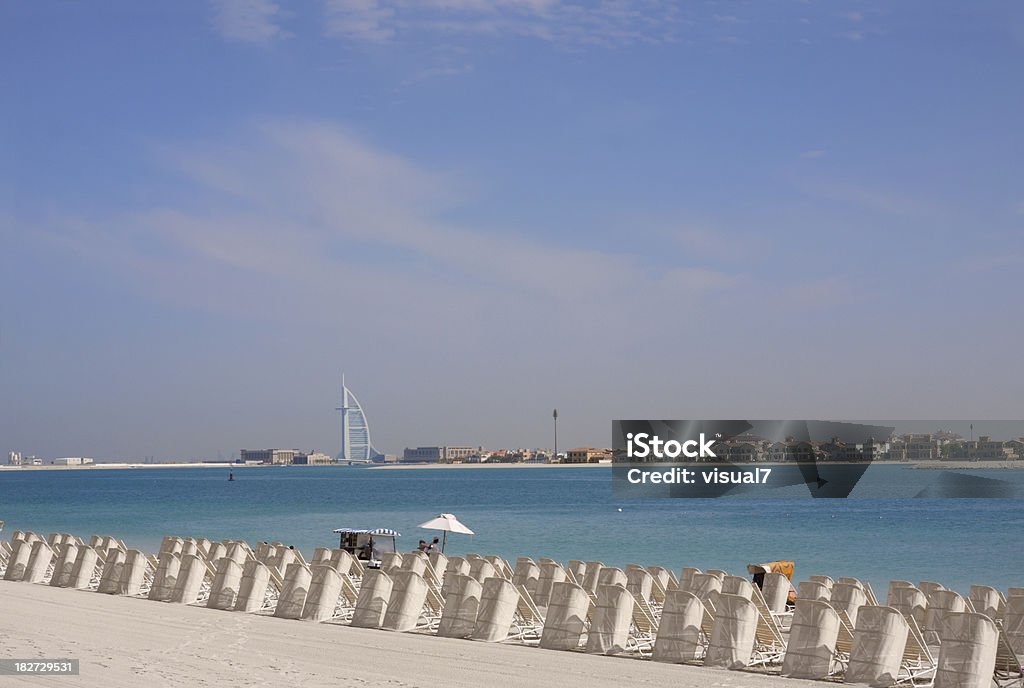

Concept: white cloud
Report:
left=324, top=0, right=396, bottom=42
left=322, top=0, right=680, bottom=46
left=211, top=0, right=288, bottom=43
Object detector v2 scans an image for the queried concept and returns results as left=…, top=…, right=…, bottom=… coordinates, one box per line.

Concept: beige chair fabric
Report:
left=301, top=565, right=344, bottom=622
left=471, top=577, right=519, bottom=642
left=350, top=569, right=394, bottom=629
left=705, top=593, right=759, bottom=670
left=846, top=605, right=908, bottom=688
left=207, top=558, right=245, bottom=610
left=780, top=599, right=840, bottom=680
left=274, top=562, right=312, bottom=619
left=933, top=612, right=998, bottom=688
left=585, top=584, right=634, bottom=655
left=234, top=559, right=272, bottom=613
left=652, top=590, right=706, bottom=664
left=538, top=582, right=589, bottom=651
left=437, top=574, right=483, bottom=639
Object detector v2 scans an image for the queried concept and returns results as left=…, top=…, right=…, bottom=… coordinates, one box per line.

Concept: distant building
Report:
left=240, top=449, right=300, bottom=465
left=564, top=447, right=611, bottom=464
left=402, top=446, right=482, bottom=463
left=292, top=451, right=333, bottom=465
left=336, top=378, right=377, bottom=462
left=7, top=451, right=22, bottom=466
left=52, top=457, right=94, bottom=466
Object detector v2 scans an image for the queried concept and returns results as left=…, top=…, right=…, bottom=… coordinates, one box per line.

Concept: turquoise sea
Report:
left=1, top=465, right=1022, bottom=596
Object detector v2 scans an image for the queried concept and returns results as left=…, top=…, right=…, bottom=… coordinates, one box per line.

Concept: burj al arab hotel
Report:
left=336, top=377, right=376, bottom=462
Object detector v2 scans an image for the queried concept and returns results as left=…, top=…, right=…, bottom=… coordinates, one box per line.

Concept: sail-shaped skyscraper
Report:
left=336, top=376, right=375, bottom=462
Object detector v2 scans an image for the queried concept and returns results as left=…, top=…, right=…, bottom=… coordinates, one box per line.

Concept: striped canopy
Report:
left=333, top=528, right=401, bottom=537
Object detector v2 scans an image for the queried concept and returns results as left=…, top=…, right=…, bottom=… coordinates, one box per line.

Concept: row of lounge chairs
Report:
left=1, top=530, right=1020, bottom=688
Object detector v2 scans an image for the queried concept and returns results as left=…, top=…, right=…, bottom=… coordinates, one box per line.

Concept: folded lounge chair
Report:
left=538, top=581, right=589, bottom=651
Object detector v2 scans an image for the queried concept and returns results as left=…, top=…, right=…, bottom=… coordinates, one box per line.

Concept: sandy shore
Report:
left=0, top=581, right=818, bottom=688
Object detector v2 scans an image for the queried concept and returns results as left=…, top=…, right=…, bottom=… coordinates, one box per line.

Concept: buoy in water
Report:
left=228, top=472, right=234, bottom=481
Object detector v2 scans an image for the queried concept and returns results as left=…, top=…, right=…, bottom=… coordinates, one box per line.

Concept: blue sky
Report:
left=1, top=1, right=1022, bottom=460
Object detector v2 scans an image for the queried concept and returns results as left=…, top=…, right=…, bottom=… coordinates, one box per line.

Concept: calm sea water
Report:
left=1, top=465, right=1022, bottom=596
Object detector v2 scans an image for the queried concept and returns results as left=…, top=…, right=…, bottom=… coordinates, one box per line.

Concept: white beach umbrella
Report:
left=418, top=513, right=474, bottom=553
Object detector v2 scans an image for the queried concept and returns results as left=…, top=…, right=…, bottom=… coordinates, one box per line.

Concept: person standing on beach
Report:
left=426, top=537, right=440, bottom=555
left=418, top=540, right=428, bottom=552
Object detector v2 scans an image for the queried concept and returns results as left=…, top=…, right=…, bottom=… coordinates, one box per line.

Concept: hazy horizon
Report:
left=2, top=2, right=1023, bottom=461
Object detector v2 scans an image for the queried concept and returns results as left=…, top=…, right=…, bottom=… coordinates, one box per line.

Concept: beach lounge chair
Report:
left=443, top=557, right=472, bottom=597
left=470, top=577, right=520, bottom=642
left=68, top=546, right=100, bottom=590
left=995, top=625, right=1024, bottom=688
left=797, top=579, right=832, bottom=602
left=510, top=583, right=546, bottom=642
left=647, top=565, right=678, bottom=595
left=114, top=549, right=149, bottom=596
left=469, top=558, right=497, bottom=585
left=690, top=572, right=724, bottom=609
left=750, top=582, right=788, bottom=665
left=485, top=555, right=513, bottom=580
left=312, top=547, right=331, bottom=565
left=627, top=590, right=660, bottom=656
left=148, top=551, right=181, bottom=601
left=890, top=585, right=929, bottom=628
left=428, top=550, right=448, bottom=577
left=1005, top=595, right=1024, bottom=655
left=811, top=574, right=835, bottom=589
left=781, top=599, right=841, bottom=680
left=585, top=584, right=634, bottom=655
left=437, top=574, right=483, bottom=639
left=3, top=538, right=32, bottom=581
left=300, top=565, right=345, bottom=623
left=762, top=570, right=792, bottom=614
left=581, top=561, right=604, bottom=593
left=863, top=581, right=881, bottom=606
left=169, top=554, right=210, bottom=605
left=597, top=566, right=627, bottom=588
left=49, top=542, right=79, bottom=588
left=234, top=559, right=273, bottom=613
left=625, top=565, right=654, bottom=605
left=847, top=605, right=909, bottom=687
left=207, top=558, right=245, bottom=610
left=722, top=575, right=754, bottom=600
left=705, top=593, right=759, bottom=670
left=96, top=548, right=127, bottom=593
left=833, top=609, right=857, bottom=676
left=832, top=581, right=869, bottom=626
left=379, top=551, right=403, bottom=575
left=535, top=560, right=567, bottom=607
left=566, top=560, right=587, bottom=587
left=350, top=569, right=394, bottom=629
left=273, top=562, right=312, bottom=619
left=899, top=613, right=938, bottom=686
left=705, top=569, right=728, bottom=580
left=385, top=569, right=432, bottom=634
left=401, top=551, right=428, bottom=577
left=23, top=540, right=55, bottom=584
left=652, top=590, right=708, bottom=664
left=933, top=611, right=998, bottom=688
left=678, top=567, right=700, bottom=593
left=968, top=585, right=1006, bottom=621
left=538, top=581, right=589, bottom=651
left=924, top=589, right=969, bottom=648
left=420, top=577, right=446, bottom=630
left=918, top=581, right=945, bottom=599
left=888, top=580, right=914, bottom=601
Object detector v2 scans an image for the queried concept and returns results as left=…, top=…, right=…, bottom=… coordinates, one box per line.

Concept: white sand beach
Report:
left=0, top=581, right=816, bottom=688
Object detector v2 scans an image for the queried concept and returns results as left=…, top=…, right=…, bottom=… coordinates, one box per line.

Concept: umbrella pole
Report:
left=442, top=531, right=447, bottom=553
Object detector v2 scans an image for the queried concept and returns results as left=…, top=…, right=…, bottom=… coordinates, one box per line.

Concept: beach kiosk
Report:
left=333, top=528, right=400, bottom=569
